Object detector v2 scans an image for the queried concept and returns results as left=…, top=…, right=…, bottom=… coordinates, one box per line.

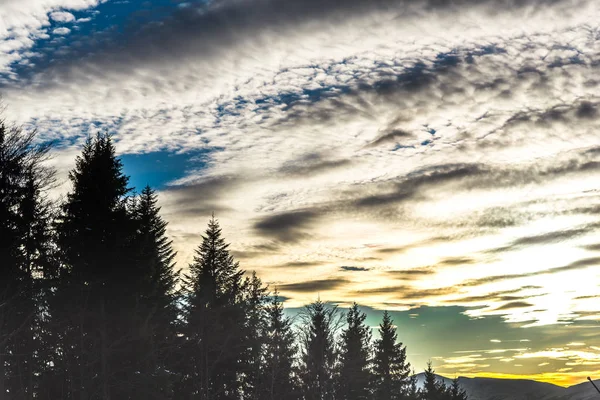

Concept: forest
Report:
left=0, top=118, right=469, bottom=400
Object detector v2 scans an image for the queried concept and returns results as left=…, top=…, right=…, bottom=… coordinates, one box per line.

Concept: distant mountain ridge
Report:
left=414, top=373, right=600, bottom=400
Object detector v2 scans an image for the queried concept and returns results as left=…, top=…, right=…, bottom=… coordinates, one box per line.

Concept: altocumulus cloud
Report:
left=0, top=0, right=599, bottom=336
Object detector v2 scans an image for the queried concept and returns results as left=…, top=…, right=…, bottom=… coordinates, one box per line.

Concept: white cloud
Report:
left=2, top=0, right=600, bottom=326
left=52, top=27, right=71, bottom=35
left=50, top=11, right=76, bottom=23
left=0, top=0, right=99, bottom=72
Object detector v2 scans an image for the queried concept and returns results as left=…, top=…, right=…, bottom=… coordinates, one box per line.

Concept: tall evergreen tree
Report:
left=179, top=217, right=247, bottom=400
left=0, top=120, right=54, bottom=400
left=128, top=185, right=180, bottom=399
left=260, top=291, right=300, bottom=400
left=240, top=272, right=268, bottom=400
left=337, top=303, right=372, bottom=400
left=299, top=300, right=340, bottom=400
left=372, top=311, right=411, bottom=400
left=51, top=132, right=137, bottom=400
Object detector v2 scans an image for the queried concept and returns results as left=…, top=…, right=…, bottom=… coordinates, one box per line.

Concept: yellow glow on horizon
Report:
left=457, top=370, right=600, bottom=388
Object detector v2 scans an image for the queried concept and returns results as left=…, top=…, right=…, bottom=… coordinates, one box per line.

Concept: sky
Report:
left=1, top=0, right=600, bottom=387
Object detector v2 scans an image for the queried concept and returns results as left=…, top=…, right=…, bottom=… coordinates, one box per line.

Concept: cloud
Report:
left=2, top=0, right=600, bottom=331
left=460, top=257, right=600, bottom=287
left=365, top=129, right=414, bottom=148
left=448, top=287, right=541, bottom=305
left=495, top=301, right=534, bottom=311
left=253, top=210, right=320, bottom=243
left=438, top=256, right=476, bottom=266
left=50, top=11, right=76, bottom=23
left=385, top=268, right=436, bottom=279
left=280, top=261, right=324, bottom=268
left=278, top=153, right=353, bottom=177
left=278, top=278, right=349, bottom=293
left=353, top=285, right=458, bottom=300
left=340, top=266, right=371, bottom=272
left=52, top=27, right=71, bottom=36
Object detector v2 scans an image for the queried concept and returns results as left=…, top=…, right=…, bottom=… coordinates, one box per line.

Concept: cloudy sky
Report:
left=1, top=0, right=600, bottom=386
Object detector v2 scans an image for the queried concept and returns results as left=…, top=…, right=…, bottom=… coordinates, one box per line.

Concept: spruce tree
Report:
left=372, top=311, right=411, bottom=400
left=129, top=185, right=180, bottom=399
left=52, top=132, right=136, bottom=400
left=0, top=120, right=54, bottom=400
left=179, top=217, right=247, bottom=400
left=299, top=300, right=340, bottom=400
left=406, top=372, right=420, bottom=400
left=420, top=362, right=447, bottom=400
left=338, top=303, right=372, bottom=400
left=241, top=272, right=268, bottom=400
left=260, top=291, right=300, bottom=400
left=449, top=377, right=468, bottom=400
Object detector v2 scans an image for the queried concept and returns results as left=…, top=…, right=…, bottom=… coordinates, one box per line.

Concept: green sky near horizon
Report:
left=285, top=304, right=600, bottom=386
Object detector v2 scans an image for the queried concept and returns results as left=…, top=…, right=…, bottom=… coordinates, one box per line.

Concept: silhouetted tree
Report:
left=259, top=291, right=300, bottom=400
left=128, top=185, right=180, bottom=399
left=337, top=303, right=372, bottom=400
left=241, top=272, right=268, bottom=399
left=299, top=300, right=340, bottom=400
left=373, top=311, right=411, bottom=400
left=420, top=362, right=448, bottom=400
left=51, top=132, right=137, bottom=399
left=0, top=119, right=54, bottom=400
left=449, top=378, right=468, bottom=400
left=406, top=372, right=420, bottom=400
left=179, top=217, right=247, bottom=400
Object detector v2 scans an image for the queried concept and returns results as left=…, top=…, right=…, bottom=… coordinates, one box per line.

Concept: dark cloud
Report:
left=495, top=301, right=534, bottom=311
left=385, top=268, right=436, bottom=279
left=461, top=256, right=600, bottom=287
left=6, top=0, right=582, bottom=88
left=231, top=241, right=280, bottom=259
left=375, top=246, right=411, bottom=254
left=253, top=210, right=320, bottom=242
left=485, top=222, right=600, bottom=254
left=448, top=287, right=542, bottom=304
left=581, top=243, right=600, bottom=251
left=353, top=285, right=458, bottom=300
left=483, top=100, right=600, bottom=148
left=278, top=278, right=349, bottom=293
left=355, top=163, right=485, bottom=208
left=278, top=153, right=353, bottom=177
left=340, top=265, right=371, bottom=272
left=280, top=261, right=324, bottom=268
left=574, top=294, right=600, bottom=299
left=438, top=256, right=476, bottom=266
left=364, top=129, right=414, bottom=148
left=161, top=175, right=240, bottom=216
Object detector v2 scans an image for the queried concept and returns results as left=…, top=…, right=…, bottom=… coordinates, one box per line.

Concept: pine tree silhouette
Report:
left=338, top=303, right=373, bottom=400
left=52, top=132, right=137, bottom=399
left=0, top=120, right=54, bottom=400
left=260, top=291, right=301, bottom=400
left=450, top=377, right=468, bottom=400
left=180, top=216, right=247, bottom=400
left=373, top=311, right=411, bottom=400
left=421, top=362, right=448, bottom=400
left=299, top=300, right=340, bottom=400
left=241, top=272, right=268, bottom=400
left=129, top=185, right=180, bottom=399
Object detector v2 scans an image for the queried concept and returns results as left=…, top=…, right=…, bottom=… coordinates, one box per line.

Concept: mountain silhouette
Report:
left=414, top=373, right=600, bottom=400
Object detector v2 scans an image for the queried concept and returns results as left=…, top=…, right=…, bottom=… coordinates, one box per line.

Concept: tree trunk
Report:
left=101, top=300, right=111, bottom=400
left=0, top=348, right=6, bottom=400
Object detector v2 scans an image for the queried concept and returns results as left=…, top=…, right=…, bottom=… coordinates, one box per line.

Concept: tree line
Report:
left=0, top=118, right=468, bottom=400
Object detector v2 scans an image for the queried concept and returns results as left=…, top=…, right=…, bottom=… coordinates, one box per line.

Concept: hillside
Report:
left=414, top=373, right=600, bottom=400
